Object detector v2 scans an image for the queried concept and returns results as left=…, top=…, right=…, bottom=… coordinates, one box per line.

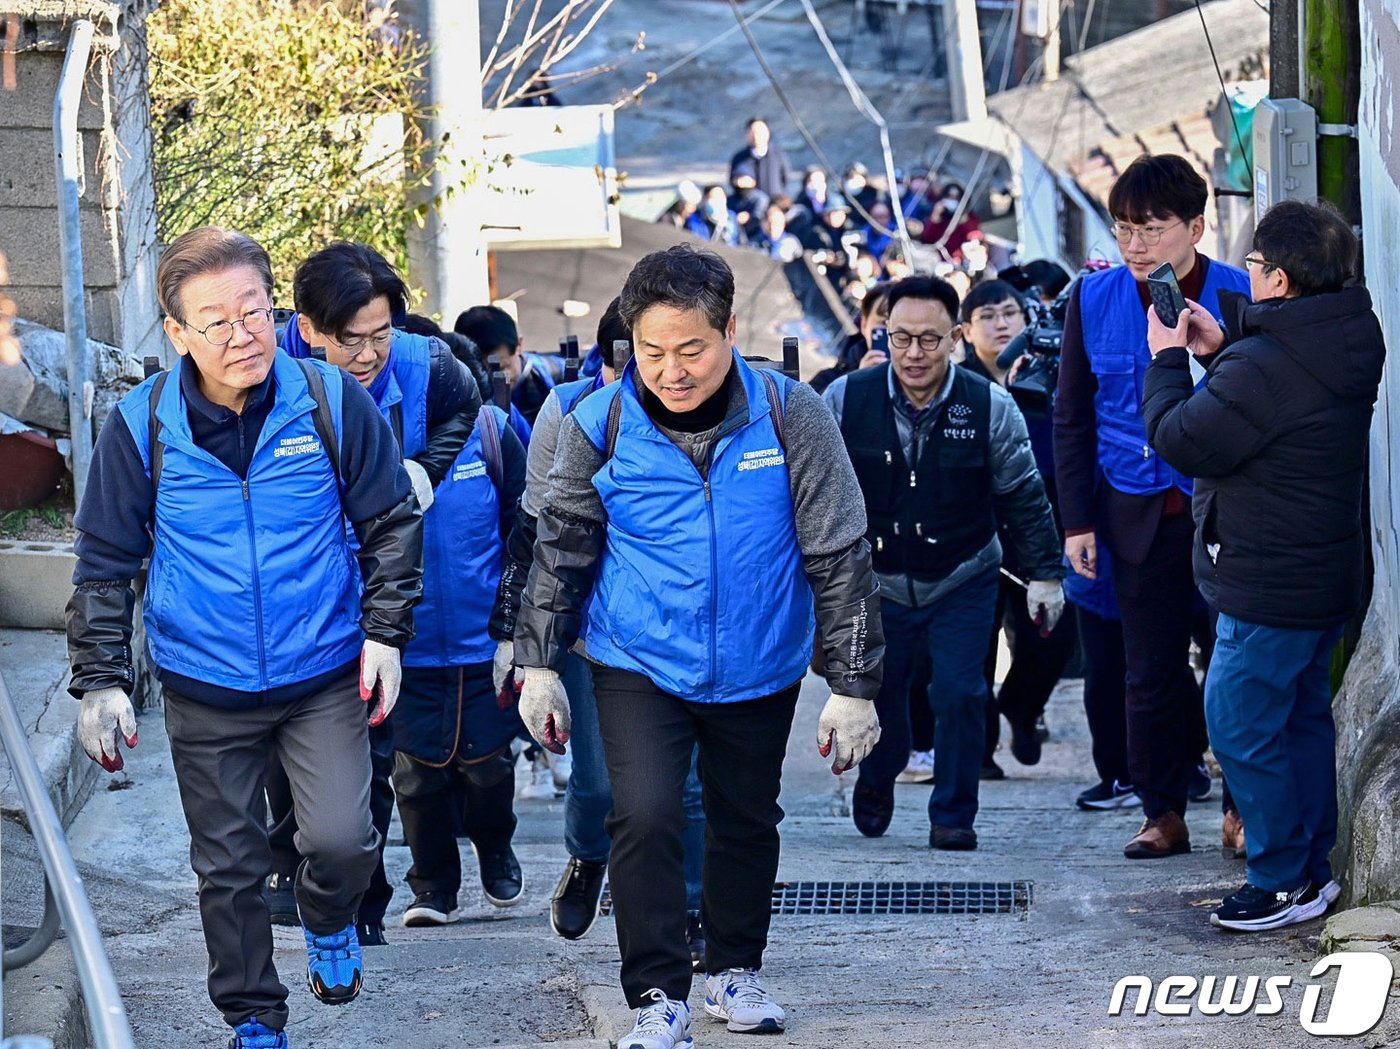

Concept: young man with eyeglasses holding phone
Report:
left=1053, top=154, right=1251, bottom=859
left=825, top=275, right=1064, bottom=851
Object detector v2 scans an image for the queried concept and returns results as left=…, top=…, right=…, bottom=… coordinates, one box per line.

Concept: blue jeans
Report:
left=1205, top=614, right=1342, bottom=892
left=858, top=570, right=1000, bottom=830
left=563, top=653, right=704, bottom=910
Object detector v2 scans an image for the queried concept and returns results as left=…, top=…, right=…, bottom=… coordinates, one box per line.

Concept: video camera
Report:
left=996, top=283, right=1072, bottom=420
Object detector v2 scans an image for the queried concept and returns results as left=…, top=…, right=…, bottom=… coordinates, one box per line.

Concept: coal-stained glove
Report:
left=361, top=639, right=402, bottom=726
left=1027, top=579, right=1065, bottom=635
left=816, top=693, right=881, bottom=775
left=403, top=458, right=435, bottom=513
left=492, top=639, right=515, bottom=694
left=78, top=686, right=138, bottom=773
left=519, top=666, right=571, bottom=755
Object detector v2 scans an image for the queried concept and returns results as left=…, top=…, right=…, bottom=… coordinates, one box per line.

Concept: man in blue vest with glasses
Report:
left=513, top=244, right=884, bottom=1049
left=66, top=227, right=423, bottom=1049
left=1054, top=154, right=1251, bottom=859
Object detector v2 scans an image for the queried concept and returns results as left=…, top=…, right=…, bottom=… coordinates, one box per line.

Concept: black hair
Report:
left=400, top=313, right=444, bottom=337
left=292, top=241, right=409, bottom=339
left=859, top=281, right=892, bottom=320
left=454, top=305, right=519, bottom=355
left=1253, top=199, right=1357, bottom=296
left=960, top=279, right=1024, bottom=323
left=596, top=296, right=627, bottom=370
left=746, top=117, right=769, bottom=130
left=884, top=275, right=961, bottom=325
left=1019, top=259, right=1071, bottom=299
left=1107, top=154, right=1208, bottom=224
left=618, top=243, right=735, bottom=335
left=439, top=330, right=492, bottom=403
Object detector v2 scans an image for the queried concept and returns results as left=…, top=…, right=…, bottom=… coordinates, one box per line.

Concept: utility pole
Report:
left=943, top=0, right=987, bottom=122
left=1302, top=0, right=1361, bottom=224
left=1269, top=0, right=1300, bottom=98
left=399, top=0, right=491, bottom=319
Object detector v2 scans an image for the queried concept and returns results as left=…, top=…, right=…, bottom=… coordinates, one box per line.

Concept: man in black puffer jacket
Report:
left=1142, top=199, right=1386, bottom=935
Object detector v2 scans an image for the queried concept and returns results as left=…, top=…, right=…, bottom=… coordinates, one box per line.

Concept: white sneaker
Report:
left=620, top=988, right=693, bottom=1049
left=896, top=750, right=935, bottom=784
left=546, top=744, right=573, bottom=793
left=703, top=968, right=786, bottom=1033
left=517, top=752, right=557, bottom=800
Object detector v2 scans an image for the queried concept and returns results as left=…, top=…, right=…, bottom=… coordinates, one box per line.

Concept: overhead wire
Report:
left=1193, top=0, right=1255, bottom=191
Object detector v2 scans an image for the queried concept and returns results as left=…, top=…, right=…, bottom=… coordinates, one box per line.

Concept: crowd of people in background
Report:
left=658, top=117, right=1002, bottom=323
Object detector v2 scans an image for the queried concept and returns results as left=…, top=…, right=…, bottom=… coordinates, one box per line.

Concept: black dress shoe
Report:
left=550, top=857, right=607, bottom=940
left=356, top=921, right=387, bottom=947
left=1009, top=720, right=1042, bottom=766
left=852, top=780, right=895, bottom=838
left=266, top=872, right=300, bottom=927
left=980, top=759, right=1006, bottom=781
left=930, top=825, right=978, bottom=851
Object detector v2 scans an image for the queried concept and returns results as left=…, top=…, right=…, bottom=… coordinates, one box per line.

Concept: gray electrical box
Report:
left=1253, top=98, right=1318, bottom=223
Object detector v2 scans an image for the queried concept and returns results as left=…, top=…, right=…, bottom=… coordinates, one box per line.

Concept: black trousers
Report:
left=1077, top=606, right=1129, bottom=786
left=1112, top=514, right=1210, bottom=819
left=591, top=663, right=800, bottom=1007
left=393, top=746, right=517, bottom=898
left=996, top=576, right=1078, bottom=728
left=267, top=718, right=396, bottom=925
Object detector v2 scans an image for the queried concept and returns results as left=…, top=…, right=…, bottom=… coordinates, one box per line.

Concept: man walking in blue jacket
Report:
left=67, top=227, right=423, bottom=1049
left=514, top=244, right=883, bottom=1049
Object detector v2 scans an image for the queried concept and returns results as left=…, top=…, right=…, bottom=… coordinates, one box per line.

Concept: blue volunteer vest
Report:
left=373, top=331, right=433, bottom=458
left=405, top=407, right=511, bottom=667
left=118, top=352, right=360, bottom=692
left=573, top=353, right=814, bottom=703
left=556, top=373, right=604, bottom=416
left=1079, top=260, right=1249, bottom=496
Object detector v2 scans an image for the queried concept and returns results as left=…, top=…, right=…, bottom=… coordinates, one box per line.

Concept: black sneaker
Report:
left=980, top=758, right=1006, bottom=781
left=930, top=825, right=978, bottom=851
left=474, top=840, right=524, bottom=907
left=852, top=780, right=895, bottom=838
left=686, top=910, right=706, bottom=973
left=1189, top=762, right=1213, bottom=802
left=402, top=891, right=460, bottom=927
left=1076, top=779, right=1141, bottom=811
left=356, top=921, right=387, bottom=947
left=550, top=857, right=606, bottom=940
left=266, top=872, right=300, bottom=927
left=1210, top=881, right=1311, bottom=932
left=1009, top=720, right=1042, bottom=766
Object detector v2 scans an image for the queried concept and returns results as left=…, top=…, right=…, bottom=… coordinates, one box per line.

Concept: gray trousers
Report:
left=164, top=672, right=378, bottom=1030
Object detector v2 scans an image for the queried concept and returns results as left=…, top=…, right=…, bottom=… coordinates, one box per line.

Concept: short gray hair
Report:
left=157, top=226, right=274, bottom=324
left=618, top=243, right=734, bottom=335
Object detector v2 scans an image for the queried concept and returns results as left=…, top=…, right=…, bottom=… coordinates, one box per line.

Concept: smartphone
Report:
left=871, top=326, right=889, bottom=359
left=1146, top=262, right=1188, bottom=326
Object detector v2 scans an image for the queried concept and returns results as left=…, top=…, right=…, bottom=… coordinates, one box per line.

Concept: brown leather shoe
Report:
left=1123, top=812, right=1191, bottom=859
left=1221, top=808, right=1247, bottom=859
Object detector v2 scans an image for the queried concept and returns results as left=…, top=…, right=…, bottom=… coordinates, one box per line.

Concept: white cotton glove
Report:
left=360, top=639, right=402, bottom=726
left=492, top=639, right=515, bottom=694
left=1027, top=579, right=1065, bottom=635
left=78, top=686, right=138, bottom=773
left=518, top=666, right=571, bottom=755
left=816, top=693, right=882, bottom=775
left=403, top=458, right=435, bottom=512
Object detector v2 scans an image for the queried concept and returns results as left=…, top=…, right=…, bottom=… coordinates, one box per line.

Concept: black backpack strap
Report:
left=759, top=369, right=788, bottom=454
left=147, top=371, right=171, bottom=493
left=603, top=388, right=625, bottom=461
left=293, top=358, right=342, bottom=489
left=478, top=408, right=504, bottom=493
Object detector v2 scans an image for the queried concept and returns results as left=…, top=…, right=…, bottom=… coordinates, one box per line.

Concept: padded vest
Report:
left=1079, top=260, right=1250, bottom=495
left=840, top=363, right=996, bottom=580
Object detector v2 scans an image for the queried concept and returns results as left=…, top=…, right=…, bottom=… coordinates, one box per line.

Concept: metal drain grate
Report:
left=599, top=880, right=1032, bottom=917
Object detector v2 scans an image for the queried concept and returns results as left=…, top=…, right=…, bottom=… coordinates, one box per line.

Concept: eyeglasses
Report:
left=888, top=328, right=952, bottom=351
left=1109, top=219, right=1184, bottom=246
left=333, top=330, right=393, bottom=353
left=970, top=306, right=1024, bottom=325
left=1243, top=254, right=1275, bottom=273
left=191, top=307, right=274, bottom=347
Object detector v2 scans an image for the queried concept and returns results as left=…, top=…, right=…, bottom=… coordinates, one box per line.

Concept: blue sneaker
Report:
left=229, top=1017, right=287, bottom=1048
left=304, top=923, right=363, bottom=1005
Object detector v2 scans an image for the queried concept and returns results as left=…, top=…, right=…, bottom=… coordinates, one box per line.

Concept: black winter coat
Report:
left=1142, top=287, right=1385, bottom=629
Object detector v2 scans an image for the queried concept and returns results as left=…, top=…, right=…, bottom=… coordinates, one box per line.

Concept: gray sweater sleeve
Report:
left=784, top=382, right=867, bottom=555
left=989, top=384, right=1064, bottom=581
left=521, top=390, right=565, bottom=518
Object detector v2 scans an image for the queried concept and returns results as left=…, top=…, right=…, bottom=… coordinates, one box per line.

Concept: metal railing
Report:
left=0, top=670, right=135, bottom=1049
